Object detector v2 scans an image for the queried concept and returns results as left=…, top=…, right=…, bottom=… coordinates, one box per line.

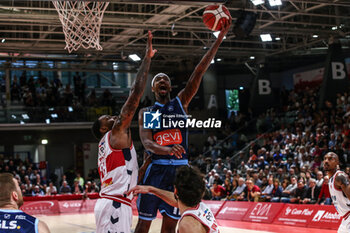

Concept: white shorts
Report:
left=338, top=216, right=350, bottom=233
left=94, top=198, right=132, bottom=233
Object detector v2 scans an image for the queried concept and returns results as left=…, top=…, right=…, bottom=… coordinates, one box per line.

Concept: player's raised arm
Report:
left=177, top=20, right=231, bottom=111
left=113, top=31, right=156, bottom=131
left=335, top=173, right=350, bottom=199
left=127, top=185, right=178, bottom=208
left=138, top=108, right=185, bottom=158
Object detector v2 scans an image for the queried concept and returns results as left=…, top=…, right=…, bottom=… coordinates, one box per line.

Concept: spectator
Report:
left=281, top=176, right=297, bottom=203
left=207, top=169, right=216, bottom=187
left=74, top=173, right=84, bottom=187
left=251, top=171, right=262, bottom=188
left=210, top=181, right=226, bottom=200
left=270, top=179, right=283, bottom=202
left=315, top=171, right=324, bottom=188
left=32, top=185, right=45, bottom=196
left=72, top=180, right=83, bottom=194
left=91, top=181, right=100, bottom=193
left=223, top=178, right=233, bottom=198
left=213, top=158, right=225, bottom=177
left=228, top=177, right=246, bottom=200
left=317, top=176, right=332, bottom=205
left=260, top=177, right=274, bottom=201
left=60, top=181, right=71, bottom=194
left=303, top=178, right=320, bottom=204
left=290, top=179, right=307, bottom=204
left=46, top=182, right=57, bottom=195
left=204, top=157, right=213, bottom=174
left=239, top=179, right=261, bottom=202
left=84, top=181, right=99, bottom=193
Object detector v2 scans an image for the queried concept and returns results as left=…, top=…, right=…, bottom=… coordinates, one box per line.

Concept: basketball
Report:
left=203, top=5, right=231, bottom=31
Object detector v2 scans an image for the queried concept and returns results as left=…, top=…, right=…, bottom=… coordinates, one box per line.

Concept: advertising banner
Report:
left=307, top=205, right=341, bottom=230
left=274, top=204, right=317, bottom=227
left=21, top=200, right=60, bottom=215
left=59, top=199, right=97, bottom=214
left=216, top=201, right=252, bottom=221
left=243, top=202, right=284, bottom=223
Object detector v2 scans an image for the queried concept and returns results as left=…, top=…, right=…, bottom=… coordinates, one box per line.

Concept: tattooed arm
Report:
left=127, top=185, right=178, bottom=207
left=335, top=173, right=350, bottom=199
left=113, top=31, right=156, bottom=132
left=177, top=20, right=231, bottom=112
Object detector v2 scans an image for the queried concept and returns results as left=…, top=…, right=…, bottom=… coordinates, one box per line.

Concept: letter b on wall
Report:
left=258, top=80, right=271, bottom=95
left=331, top=62, right=346, bottom=80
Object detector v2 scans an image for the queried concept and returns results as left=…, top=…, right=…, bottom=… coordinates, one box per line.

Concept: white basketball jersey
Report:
left=179, top=202, right=220, bottom=233
left=98, top=131, right=138, bottom=206
left=329, top=170, right=350, bottom=217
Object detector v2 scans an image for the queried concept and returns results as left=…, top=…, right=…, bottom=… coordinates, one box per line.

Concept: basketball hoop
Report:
left=52, top=0, right=109, bottom=53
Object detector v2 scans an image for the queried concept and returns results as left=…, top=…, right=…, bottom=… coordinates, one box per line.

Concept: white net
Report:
left=52, top=1, right=110, bottom=53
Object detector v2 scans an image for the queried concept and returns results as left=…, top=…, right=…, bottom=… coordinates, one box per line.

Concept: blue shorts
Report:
left=137, top=162, right=186, bottom=220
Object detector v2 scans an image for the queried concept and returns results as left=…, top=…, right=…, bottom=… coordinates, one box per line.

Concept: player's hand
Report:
left=218, top=19, right=231, bottom=38
left=146, top=30, right=157, bottom=58
left=125, top=185, right=152, bottom=196
left=168, top=144, right=186, bottom=159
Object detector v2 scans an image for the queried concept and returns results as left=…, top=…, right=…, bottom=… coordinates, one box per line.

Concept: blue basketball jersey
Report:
left=0, top=209, right=38, bottom=232
left=148, top=97, right=188, bottom=161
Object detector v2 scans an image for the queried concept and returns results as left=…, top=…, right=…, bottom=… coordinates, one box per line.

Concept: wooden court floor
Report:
left=37, top=213, right=266, bottom=233
left=36, top=213, right=337, bottom=233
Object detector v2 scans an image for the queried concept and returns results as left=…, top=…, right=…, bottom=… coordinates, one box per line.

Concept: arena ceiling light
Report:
left=129, top=54, right=141, bottom=61
left=41, top=139, right=48, bottom=145
left=251, top=0, right=264, bottom=5
left=1, top=39, right=5, bottom=43
left=269, top=0, right=282, bottom=6
left=21, top=114, right=29, bottom=119
left=275, top=37, right=281, bottom=41
left=313, top=34, right=319, bottom=38
left=216, top=58, right=222, bottom=62
left=260, top=34, right=272, bottom=42
left=250, top=56, right=255, bottom=60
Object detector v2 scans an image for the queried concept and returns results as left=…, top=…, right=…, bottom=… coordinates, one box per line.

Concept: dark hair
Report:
left=91, top=119, right=102, bottom=140
left=174, top=166, right=205, bottom=207
left=0, top=173, right=16, bottom=206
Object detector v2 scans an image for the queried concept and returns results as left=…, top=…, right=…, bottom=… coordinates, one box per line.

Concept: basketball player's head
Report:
left=174, top=166, right=205, bottom=208
left=0, top=173, right=24, bottom=209
left=323, top=152, right=339, bottom=172
left=151, top=73, right=172, bottom=99
left=92, top=115, right=118, bottom=140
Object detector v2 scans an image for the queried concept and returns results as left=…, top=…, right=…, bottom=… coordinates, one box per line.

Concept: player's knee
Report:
left=135, top=219, right=152, bottom=233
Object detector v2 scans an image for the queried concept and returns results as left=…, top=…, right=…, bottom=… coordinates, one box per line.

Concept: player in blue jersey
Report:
left=0, top=173, right=50, bottom=233
left=135, top=20, right=231, bottom=233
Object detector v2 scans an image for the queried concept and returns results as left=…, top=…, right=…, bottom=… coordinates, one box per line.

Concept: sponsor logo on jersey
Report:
left=15, top=215, right=26, bottom=220
left=102, top=178, right=113, bottom=188
left=0, top=220, right=20, bottom=230
left=153, top=129, right=183, bottom=146
left=203, top=208, right=209, bottom=217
